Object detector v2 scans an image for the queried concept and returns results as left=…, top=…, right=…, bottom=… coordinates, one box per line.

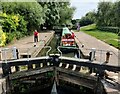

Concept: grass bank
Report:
left=80, top=24, right=119, bottom=49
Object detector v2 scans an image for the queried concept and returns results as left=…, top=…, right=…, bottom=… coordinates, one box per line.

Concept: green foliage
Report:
left=79, top=16, right=94, bottom=26
left=72, top=11, right=96, bottom=29
left=0, top=13, right=28, bottom=44
left=59, top=2, right=75, bottom=26
left=17, top=15, right=28, bottom=35
left=106, top=39, right=118, bottom=48
left=80, top=24, right=97, bottom=31
left=79, top=11, right=96, bottom=27
left=1, top=1, right=45, bottom=31
left=39, top=2, right=75, bottom=29
left=0, top=26, right=6, bottom=46
left=96, top=1, right=120, bottom=27
left=80, top=1, right=120, bottom=35
left=0, top=13, right=19, bottom=32
left=98, top=27, right=120, bottom=34
left=5, top=31, right=25, bottom=44
left=114, top=1, right=120, bottom=27
left=1, top=2, right=75, bottom=30
left=5, top=32, right=15, bottom=44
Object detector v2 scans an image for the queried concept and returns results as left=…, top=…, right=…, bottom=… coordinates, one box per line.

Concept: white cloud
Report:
left=70, top=0, right=117, bottom=19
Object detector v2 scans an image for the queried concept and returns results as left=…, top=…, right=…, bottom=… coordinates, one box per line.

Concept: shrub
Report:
left=5, top=32, right=15, bottom=44
left=0, top=26, right=6, bottom=47
left=97, top=27, right=120, bottom=34
left=0, top=13, right=28, bottom=45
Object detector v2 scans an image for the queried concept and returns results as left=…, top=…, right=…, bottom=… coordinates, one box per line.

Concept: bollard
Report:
left=34, top=42, right=36, bottom=47
left=89, top=48, right=96, bottom=61
left=105, top=51, right=111, bottom=63
left=81, top=44, right=84, bottom=48
left=89, top=48, right=96, bottom=74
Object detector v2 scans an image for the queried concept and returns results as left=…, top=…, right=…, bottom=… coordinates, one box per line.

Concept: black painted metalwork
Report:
left=0, top=55, right=120, bottom=77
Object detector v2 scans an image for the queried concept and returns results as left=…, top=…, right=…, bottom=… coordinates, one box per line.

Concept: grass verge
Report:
left=80, top=24, right=119, bottom=49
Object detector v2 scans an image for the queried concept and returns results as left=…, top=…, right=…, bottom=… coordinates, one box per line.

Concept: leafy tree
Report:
left=95, top=1, right=120, bottom=29
left=85, top=11, right=96, bottom=23
left=39, top=2, right=75, bottom=29
left=79, top=16, right=94, bottom=26
left=1, top=1, right=75, bottom=31
left=114, top=1, right=120, bottom=27
left=1, top=1, right=45, bottom=31
left=96, top=2, right=114, bottom=26
left=59, top=2, right=75, bottom=26
left=0, top=13, right=27, bottom=43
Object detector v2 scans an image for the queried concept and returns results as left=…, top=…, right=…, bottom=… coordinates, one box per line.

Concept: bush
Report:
left=98, top=27, right=120, bottom=34
left=0, top=26, right=6, bottom=46
left=5, top=31, right=26, bottom=44
left=79, top=17, right=94, bottom=27
left=5, top=32, right=15, bottom=44
left=0, top=13, right=28, bottom=45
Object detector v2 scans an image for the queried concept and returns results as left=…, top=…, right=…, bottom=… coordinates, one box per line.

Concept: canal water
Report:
left=11, top=33, right=94, bottom=94
left=37, top=33, right=76, bottom=57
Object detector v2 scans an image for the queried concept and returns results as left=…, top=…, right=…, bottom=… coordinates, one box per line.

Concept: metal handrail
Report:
left=44, top=46, right=52, bottom=56
left=57, top=46, right=62, bottom=56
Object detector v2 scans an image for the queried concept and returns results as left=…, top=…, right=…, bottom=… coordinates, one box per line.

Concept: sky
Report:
left=70, top=0, right=117, bottom=19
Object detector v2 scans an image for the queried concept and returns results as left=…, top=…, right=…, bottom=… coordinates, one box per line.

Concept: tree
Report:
left=85, top=11, right=96, bottom=23
left=1, top=1, right=45, bottom=31
left=39, top=2, right=75, bottom=29
left=59, top=2, right=75, bottom=26
left=79, top=16, right=94, bottom=26
left=96, top=2, right=113, bottom=26
left=114, top=1, right=120, bottom=27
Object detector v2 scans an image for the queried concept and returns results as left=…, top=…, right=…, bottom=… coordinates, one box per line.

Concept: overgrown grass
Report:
left=80, top=24, right=97, bottom=31
left=80, top=24, right=119, bottom=49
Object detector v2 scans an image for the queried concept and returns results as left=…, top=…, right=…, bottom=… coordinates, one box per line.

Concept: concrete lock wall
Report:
left=0, top=78, right=7, bottom=94
left=0, top=49, right=1, bottom=61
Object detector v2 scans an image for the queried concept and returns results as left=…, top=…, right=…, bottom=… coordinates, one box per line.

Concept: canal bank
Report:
left=74, top=31, right=119, bottom=94
left=74, top=31, right=119, bottom=66
left=0, top=31, right=54, bottom=93
left=0, top=31, right=54, bottom=60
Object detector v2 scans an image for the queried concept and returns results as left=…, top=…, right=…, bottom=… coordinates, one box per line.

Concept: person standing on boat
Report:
left=71, top=31, right=75, bottom=39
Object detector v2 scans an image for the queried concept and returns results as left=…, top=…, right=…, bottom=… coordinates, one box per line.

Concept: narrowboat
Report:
left=60, top=27, right=78, bottom=52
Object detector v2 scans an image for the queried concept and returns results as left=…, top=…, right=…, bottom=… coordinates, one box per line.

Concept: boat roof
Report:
left=62, top=27, right=72, bottom=36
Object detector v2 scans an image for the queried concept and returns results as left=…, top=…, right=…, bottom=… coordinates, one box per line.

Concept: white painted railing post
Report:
left=12, top=47, right=17, bottom=59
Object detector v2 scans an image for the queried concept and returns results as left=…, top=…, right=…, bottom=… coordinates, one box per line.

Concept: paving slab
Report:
left=0, top=31, right=54, bottom=60
left=74, top=31, right=119, bottom=66
left=74, top=31, right=119, bottom=93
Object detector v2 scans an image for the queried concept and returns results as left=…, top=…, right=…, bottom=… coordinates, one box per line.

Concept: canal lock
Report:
left=10, top=32, right=105, bottom=94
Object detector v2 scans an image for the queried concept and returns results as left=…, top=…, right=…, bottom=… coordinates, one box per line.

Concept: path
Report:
left=0, top=31, right=54, bottom=60
left=74, top=31, right=119, bottom=94
left=74, top=31, right=119, bottom=66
